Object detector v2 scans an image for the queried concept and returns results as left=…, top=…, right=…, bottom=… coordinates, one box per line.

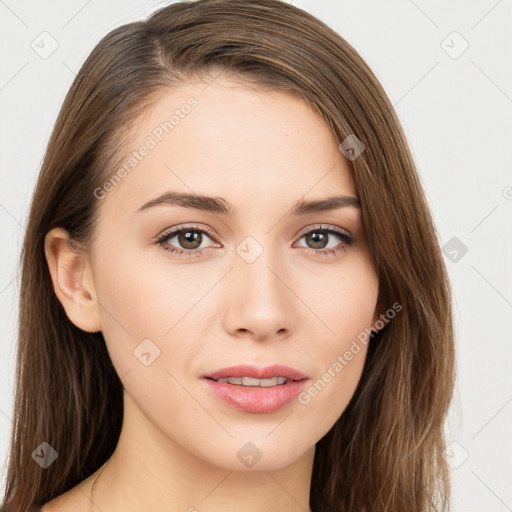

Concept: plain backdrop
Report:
left=1, top=1, right=511, bottom=510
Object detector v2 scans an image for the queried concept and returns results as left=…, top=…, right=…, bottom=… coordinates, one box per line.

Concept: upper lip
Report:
left=203, top=364, right=308, bottom=381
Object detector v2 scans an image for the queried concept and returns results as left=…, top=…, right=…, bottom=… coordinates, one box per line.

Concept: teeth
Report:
left=216, top=376, right=287, bottom=387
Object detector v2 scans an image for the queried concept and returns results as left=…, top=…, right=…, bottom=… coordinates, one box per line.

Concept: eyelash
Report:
left=154, top=224, right=353, bottom=258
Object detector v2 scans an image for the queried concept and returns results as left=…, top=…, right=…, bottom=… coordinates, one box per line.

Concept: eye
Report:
left=294, top=225, right=353, bottom=256
left=154, top=223, right=353, bottom=258
left=155, top=224, right=219, bottom=257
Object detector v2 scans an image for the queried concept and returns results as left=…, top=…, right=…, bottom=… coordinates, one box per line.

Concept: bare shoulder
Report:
left=40, top=492, right=87, bottom=512
left=40, top=476, right=95, bottom=512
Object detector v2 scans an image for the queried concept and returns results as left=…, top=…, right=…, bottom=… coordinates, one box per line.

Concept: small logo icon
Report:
left=442, top=237, right=468, bottom=263
left=338, top=134, right=365, bottom=161
left=32, top=442, right=58, bottom=468
left=237, top=441, right=263, bottom=468
left=444, top=441, right=469, bottom=469
left=31, top=31, right=59, bottom=59
left=441, top=31, right=469, bottom=59
left=133, top=338, right=161, bottom=366
left=236, top=236, right=264, bottom=264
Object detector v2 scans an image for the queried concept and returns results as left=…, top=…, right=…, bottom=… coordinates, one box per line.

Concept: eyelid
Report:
left=156, top=223, right=218, bottom=242
left=155, top=222, right=353, bottom=255
left=156, top=223, right=352, bottom=241
left=295, top=223, right=352, bottom=240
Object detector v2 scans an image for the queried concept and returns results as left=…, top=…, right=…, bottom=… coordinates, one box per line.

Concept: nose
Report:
left=222, top=243, right=296, bottom=342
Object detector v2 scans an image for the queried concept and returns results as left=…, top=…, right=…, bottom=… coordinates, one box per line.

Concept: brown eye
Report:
left=304, top=230, right=329, bottom=249
left=174, top=229, right=203, bottom=250
left=295, top=225, right=353, bottom=256
left=156, top=225, right=218, bottom=256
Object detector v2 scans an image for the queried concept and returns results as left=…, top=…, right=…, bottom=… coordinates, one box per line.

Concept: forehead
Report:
left=98, top=77, right=358, bottom=217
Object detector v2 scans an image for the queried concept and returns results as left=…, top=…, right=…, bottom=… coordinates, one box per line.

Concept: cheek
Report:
left=91, top=251, right=209, bottom=433
left=291, top=255, right=377, bottom=429
left=90, top=247, right=172, bottom=370
left=295, top=342, right=368, bottom=440
left=300, top=250, right=379, bottom=344
left=91, top=243, right=221, bottom=379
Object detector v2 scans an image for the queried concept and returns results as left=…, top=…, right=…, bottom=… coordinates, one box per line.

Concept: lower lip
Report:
left=202, top=378, right=309, bottom=413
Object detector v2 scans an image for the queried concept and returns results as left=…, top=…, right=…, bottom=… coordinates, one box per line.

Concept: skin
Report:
left=43, top=76, right=385, bottom=512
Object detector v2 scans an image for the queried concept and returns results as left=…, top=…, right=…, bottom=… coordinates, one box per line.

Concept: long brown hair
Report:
left=1, top=1, right=455, bottom=510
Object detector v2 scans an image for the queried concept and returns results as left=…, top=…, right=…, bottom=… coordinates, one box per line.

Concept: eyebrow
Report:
left=134, top=191, right=361, bottom=216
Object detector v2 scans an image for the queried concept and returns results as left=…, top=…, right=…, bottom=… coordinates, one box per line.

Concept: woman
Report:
left=1, top=0, right=455, bottom=511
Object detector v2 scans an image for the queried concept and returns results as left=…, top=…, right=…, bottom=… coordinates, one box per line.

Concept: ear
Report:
left=44, top=227, right=102, bottom=333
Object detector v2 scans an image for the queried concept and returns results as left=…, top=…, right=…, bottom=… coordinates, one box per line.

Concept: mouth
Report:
left=201, top=364, right=309, bottom=413
left=204, top=376, right=300, bottom=387
left=202, top=363, right=308, bottom=382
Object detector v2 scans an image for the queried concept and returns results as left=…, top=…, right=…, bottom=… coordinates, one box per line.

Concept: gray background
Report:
left=1, top=0, right=511, bottom=510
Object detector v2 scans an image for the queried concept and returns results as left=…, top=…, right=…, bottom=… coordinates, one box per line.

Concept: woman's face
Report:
left=84, top=76, right=383, bottom=470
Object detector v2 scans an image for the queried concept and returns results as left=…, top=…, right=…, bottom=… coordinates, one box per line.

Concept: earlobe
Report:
left=44, top=227, right=102, bottom=333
